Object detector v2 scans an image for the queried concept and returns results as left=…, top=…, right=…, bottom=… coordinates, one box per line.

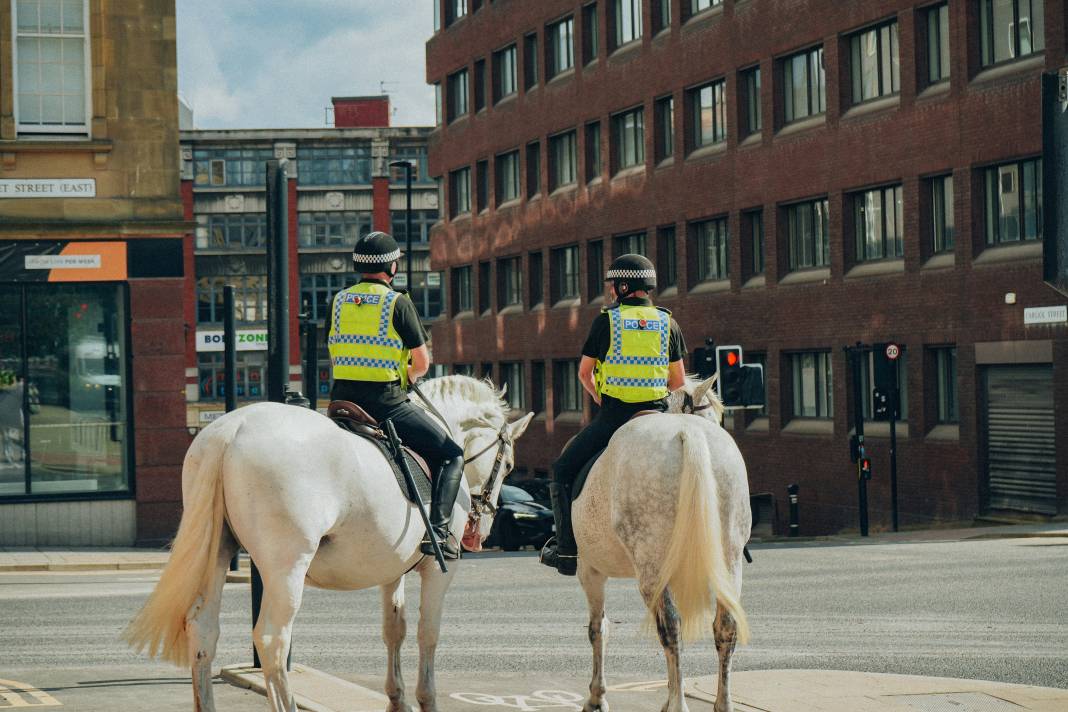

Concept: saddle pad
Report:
left=571, top=447, right=606, bottom=501
left=334, top=422, right=432, bottom=505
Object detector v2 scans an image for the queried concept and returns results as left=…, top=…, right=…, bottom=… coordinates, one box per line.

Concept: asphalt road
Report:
left=1, top=535, right=1065, bottom=710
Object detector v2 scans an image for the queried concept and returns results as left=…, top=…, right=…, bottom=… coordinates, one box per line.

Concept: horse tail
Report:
left=651, top=423, right=750, bottom=644
left=123, top=414, right=242, bottom=667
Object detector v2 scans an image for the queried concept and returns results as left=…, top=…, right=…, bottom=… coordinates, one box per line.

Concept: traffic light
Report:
left=714, top=345, right=766, bottom=409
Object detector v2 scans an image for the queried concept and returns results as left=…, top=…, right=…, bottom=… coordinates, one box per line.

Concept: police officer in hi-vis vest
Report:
left=328, top=231, right=465, bottom=560
left=540, top=254, right=688, bottom=576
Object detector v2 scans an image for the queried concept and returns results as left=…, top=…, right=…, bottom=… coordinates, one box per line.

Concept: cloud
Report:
left=176, top=0, right=435, bottom=129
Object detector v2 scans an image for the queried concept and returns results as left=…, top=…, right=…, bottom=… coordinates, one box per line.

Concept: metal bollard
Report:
left=787, top=483, right=800, bottom=537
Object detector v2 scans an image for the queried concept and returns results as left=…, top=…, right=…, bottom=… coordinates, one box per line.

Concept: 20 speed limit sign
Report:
left=885, top=342, right=901, bottom=361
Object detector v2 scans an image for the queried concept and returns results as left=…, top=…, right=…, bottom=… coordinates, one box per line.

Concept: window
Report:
left=985, top=158, right=1042, bottom=245
left=524, top=32, right=539, bottom=90
left=612, top=0, right=642, bottom=49
left=980, top=0, right=1045, bottom=67
left=498, top=257, right=523, bottom=307
left=854, top=185, right=904, bottom=262
left=689, top=0, right=723, bottom=18
left=408, top=272, right=444, bottom=321
left=741, top=66, right=762, bottom=137
left=501, top=363, right=526, bottom=410
left=434, top=0, right=441, bottom=32
left=612, top=107, right=645, bottom=171
left=496, top=150, right=520, bottom=204
left=934, top=347, right=958, bottom=423
left=552, top=245, right=580, bottom=302
left=494, top=44, right=518, bottom=101
left=446, top=0, right=467, bottom=26
left=526, top=141, right=541, bottom=198
left=746, top=209, right=765, bottom=275
left=454, top=363, right=474, bottom=376
left=859, top=349, right=909, bottom=421
left=790, top=352, right=833, bottom=419
left=478, top=261, right=492, bottom=314
left=850, top=22, right=900, bottom=104
left=298, top=211, right=372, bottom=248
left=582, top=2, right=599, bottom=65
left=926, top=4, right=950, bottom=83
left=690, top=79, right=727, bottom=149
left=554, top=360, right=581, bottom=413
left=532, top=361, right=547, bottom=413
left=450, top=167, right=471, bottom=217
left=693, top=218, right=729, bottom=281
left=587, top=240, right=605, bottom=300
left=195, top=148, right=275, bottom=187
left=389, top=145, right=433, bottom=185
left=786, top=198, right=830, bottom=270
left=196, top=275, right=268, bottom=324
left=434, top=82, right=443, bottom=125
left=476, top=159, right=489, bottom=213
left=657, top=225, right=677, bottom=288
left=452, top=265, right=472, bottom=314
left=298, top=145, right=372, bottom=185
left=529, top=251, right=544, bottom=306
left=14, top=0, right=90, bottom=133
left=548, top=16, right=575, bottom=78
left=585, top=120, right=603, bottom=182
left=655, top=95, right=675, bottom=162
left=549, top=131, right=578, bottom=191
left=782, top=46, right=826, bottom=123
left=389, top=209, right=439, bottom=244
left=653, top=0, right=671, bottom=33
left=447, top=68, right=469, bottom=121
left=930, top=175, right=954, bottom=254
left=613, top=231, right=647, bottom=257
left=197, top=213, right=268, bottom=250
left=300, top=273, right=357, bottom=324
left=474, top=58, right=487, bottom=112
left=199, top=352, right=266, bottom=403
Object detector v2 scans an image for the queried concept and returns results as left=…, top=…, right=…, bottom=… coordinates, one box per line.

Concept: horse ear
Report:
left=692, top=374, right=718, bottom=405
left=508, top=412, right=535, bottom=441
left=499, top=382, right=508, bottom=399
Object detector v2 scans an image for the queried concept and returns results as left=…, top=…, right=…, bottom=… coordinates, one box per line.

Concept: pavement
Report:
left=3, top=519, right=1067, bottom=711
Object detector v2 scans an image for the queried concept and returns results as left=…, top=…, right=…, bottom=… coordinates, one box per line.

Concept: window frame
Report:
left=693, top=217, right=730, bottom=282
left=984, top=157, right=1043, bottom=245
left=852, top=184, right=904, bottom=263
left=498, top=256, right=524, bottom=308
left=551, top=244, right=581, bottom=303
left=549, top=129, right=578, bottom=191
left=547, top=15, right=575, bottom=79
left=12, top=0, right=92, bottom=135
left=849, top=20, right=901, bottom=105
left=582, top=1, right=599, bottom=65
left=782, top=45, right=826, bottom=124
left=789, top=351, right=834, bottom=420
left=656, top=225, right=678, bottom=289
left=612, top=0, right=643, bottom=50
left=655, top=94, right=675, bottom=162
left=745, top=208, right=765, bottom=276
left=447, top=67, right=469, bottom=122
left=493, top=44, right=518, bottom=102
left=585, top=120, right=603, bottom=182
left=741, top=65, right=762, bottom=137
left=979, top=0, right=1045, bottom=68
left=553, top=359, right=582, bottom=414
left=587, top=239, right=605, bottom=301
left=934, top=346, right=958, bottom=424
left=612, top=106, right=645, bottom=172
left=925, top=3, right=951, bottom=84
left=449, top=166, right=472, bottom=217
left=526, top=140, right=542, bottom=199
left=452, top=265, right=473, bottom=314
left=785, top=197, right=831, bottom=270
left=495, top=149, right=521, bottom=205
left=929, top=174, right=955, bottom=254
left=689, top=78, right=727, bottom=150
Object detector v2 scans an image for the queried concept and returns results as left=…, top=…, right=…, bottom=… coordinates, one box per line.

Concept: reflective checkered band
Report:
left=331, top=288, right=397, bottom=337
left=353, top=248, right=402, bottom=264
left=604, top=355, right=670, bottom=366
left=333, top=356, right=399, bottom=369
left=605, top=377, right=669, bottom=388
left=609, top=309, right=624, bottom=356
left=378, top=290, right=398, bottom=334
left=327, top=333, right=405, bottom=350
left=606, top=268, right=656, bottom=279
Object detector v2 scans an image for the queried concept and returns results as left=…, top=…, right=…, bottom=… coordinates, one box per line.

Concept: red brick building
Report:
left=426, top=0, right=1068, bottom=533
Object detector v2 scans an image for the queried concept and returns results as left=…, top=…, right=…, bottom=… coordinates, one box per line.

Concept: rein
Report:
left=464, top=424, right=510, bottom=525
left=682, top=391, right=715, bottom=414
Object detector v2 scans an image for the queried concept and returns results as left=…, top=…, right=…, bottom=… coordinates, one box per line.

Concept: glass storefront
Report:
left=0, top=284, right=129, bottom=497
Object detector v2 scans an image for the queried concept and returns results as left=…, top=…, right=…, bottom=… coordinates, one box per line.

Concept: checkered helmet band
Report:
left=353, top=248, right=401, bottom=264
left=606, top=268, right=657, bottom=279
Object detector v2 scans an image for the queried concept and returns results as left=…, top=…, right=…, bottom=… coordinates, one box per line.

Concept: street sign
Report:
left=885, top=343, right=901, bottom=361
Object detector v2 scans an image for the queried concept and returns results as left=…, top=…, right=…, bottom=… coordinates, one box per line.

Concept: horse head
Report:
left=670, top=374, right=725, bottom=424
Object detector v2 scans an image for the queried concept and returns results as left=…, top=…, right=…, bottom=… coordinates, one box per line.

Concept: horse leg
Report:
left=712, top=604, right=738, bottom=712
left=253, top=554, right=313, bottom=712
left=380, top=576, right=410, bottom=712
left=641, top=583, right=688, bottom=712
left=187, top=531, right=237, bottom=712
left=578, top=564, right=609, bottom=712
left=414, top=563, right=455, bottom=712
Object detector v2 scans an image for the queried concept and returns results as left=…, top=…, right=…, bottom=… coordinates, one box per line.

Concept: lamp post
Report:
left=389, top=160, right=414, bottom=291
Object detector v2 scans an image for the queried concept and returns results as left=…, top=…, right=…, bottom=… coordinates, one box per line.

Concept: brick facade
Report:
left=426, top=0, right=1068, bottom=534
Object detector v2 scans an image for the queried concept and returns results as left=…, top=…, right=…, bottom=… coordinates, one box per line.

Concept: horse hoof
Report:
left=583, top=702, right=609, bottom=712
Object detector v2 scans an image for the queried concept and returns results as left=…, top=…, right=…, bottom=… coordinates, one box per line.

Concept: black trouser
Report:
left=550, top=396, right=667, bottom=555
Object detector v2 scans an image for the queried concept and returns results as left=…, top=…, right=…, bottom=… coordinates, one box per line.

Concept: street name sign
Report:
left=0, top=178, right=96, bottom=198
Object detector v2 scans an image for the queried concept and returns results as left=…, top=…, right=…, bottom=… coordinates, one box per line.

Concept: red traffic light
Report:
left=726, top=351, right=739, bottom=367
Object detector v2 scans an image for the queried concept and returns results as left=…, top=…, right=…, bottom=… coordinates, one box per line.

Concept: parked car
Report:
left=484, top=484, right=555, bottom=552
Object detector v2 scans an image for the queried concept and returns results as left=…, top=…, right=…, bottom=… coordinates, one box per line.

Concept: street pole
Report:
left=389, top=160, right=414, bottom=290
left=847, top=343, right=870, bottom=537
left=223, top=286, right=238, bottom=573
left=889, top=361, right=899, bottom=532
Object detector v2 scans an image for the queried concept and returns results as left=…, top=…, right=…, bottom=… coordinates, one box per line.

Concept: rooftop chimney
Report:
left=331, top=95, right=390, bottom=128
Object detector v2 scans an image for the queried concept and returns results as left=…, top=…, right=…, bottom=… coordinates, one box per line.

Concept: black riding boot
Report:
left=421, top=457, right=464, bottom=560
left=540, top=481, right=577, bottom=576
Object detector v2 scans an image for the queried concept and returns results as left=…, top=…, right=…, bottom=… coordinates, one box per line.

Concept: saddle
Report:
left=327, top=400, right=433, bottom=506
left=571, top=409, right=661, bottom=500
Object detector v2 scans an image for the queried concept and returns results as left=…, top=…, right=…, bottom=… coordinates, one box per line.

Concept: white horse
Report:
left=125, top=375, right=533, bottom=712
left=571, top=376, right=751, bottom=712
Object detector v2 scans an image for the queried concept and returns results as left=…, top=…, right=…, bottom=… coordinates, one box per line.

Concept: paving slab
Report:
left=687, top=670, right=1068, bottom=712
left=222, top=664, right=389, bottom=712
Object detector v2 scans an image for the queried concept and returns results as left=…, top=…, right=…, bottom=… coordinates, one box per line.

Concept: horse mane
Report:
left=416, top=375, right=510, bottom=433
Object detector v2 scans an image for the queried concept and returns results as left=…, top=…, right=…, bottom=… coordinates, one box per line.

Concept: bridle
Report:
left=463, top=423, right=512, bottom=524
left=682, top=391, right=715, bottom=415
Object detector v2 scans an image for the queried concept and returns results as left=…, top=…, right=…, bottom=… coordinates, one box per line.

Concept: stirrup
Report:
left=421, top=530, right=461, bottom=560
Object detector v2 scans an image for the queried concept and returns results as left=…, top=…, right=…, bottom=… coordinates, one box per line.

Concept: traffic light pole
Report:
left=889, top=363, right=899, bottom=532
left=847, top=343, right=870, bottom=537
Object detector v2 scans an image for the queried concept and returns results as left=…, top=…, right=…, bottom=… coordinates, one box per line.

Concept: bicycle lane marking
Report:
left=0, top=679, right=61, bottom=707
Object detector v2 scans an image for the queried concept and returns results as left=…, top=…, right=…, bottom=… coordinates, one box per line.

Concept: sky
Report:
left=176, top=1, right=436, bottom=129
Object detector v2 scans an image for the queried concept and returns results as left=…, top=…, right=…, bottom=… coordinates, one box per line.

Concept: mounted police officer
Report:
left=328, top=231, right=465, bottom=560
left=540, top=254, right=688, bottom=576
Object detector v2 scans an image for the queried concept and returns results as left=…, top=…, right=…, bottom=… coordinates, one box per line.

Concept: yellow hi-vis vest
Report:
left=596, top=304, right=671, bottom=403
left=328, top=282, right=410, bottom=388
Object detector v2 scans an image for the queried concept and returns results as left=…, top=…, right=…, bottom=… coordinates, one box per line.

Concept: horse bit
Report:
left=682, top=391, right=714, bottom=414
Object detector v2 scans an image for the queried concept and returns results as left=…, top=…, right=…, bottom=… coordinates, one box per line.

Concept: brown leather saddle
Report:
left=327, top=400, right=433, bottom=505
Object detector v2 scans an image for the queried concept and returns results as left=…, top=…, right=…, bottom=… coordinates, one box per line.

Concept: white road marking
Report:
left=449, top=689, right=583, bottom=710
left=0, top=680, right=61, bottom=707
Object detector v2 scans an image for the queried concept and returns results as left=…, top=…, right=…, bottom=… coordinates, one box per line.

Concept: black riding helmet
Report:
left=605, top=253, right=657, bottom=296
left=352, top=231, right=403, bottom=276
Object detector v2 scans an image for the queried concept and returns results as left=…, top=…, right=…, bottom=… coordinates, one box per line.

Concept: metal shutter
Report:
left=984, top=365, right=1057, bottom=514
